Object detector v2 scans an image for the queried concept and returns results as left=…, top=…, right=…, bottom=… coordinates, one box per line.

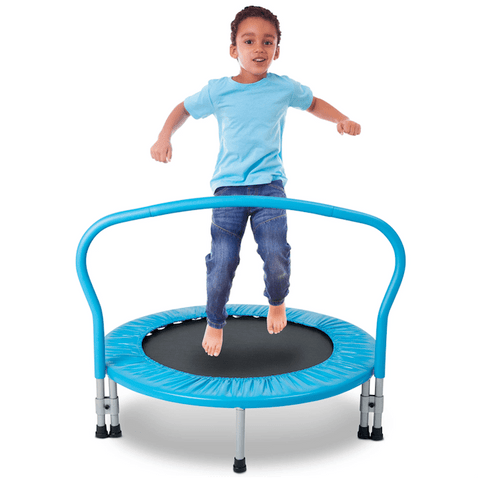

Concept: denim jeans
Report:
left=206, top=180, right=291, bottom=329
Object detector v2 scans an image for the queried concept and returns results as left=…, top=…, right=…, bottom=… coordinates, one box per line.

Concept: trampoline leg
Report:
left=233, top=408, right=247, bottom=474
left=358, top=379, right=371, bottom=439
left=372, top=378, right=384, bottom=441
left=95, top=379, right=108, bottom=438
left=95, top=377, right=122, bottom=438
left=108, top=378, right=122, bottom=437
left=358, top=378, right=384, bottom=441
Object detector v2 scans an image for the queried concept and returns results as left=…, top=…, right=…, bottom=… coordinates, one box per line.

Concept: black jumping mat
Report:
left=142, top=315, right=333, bottom=378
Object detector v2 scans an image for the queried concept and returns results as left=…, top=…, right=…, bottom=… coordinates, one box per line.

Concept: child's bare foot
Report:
left=267, top=303, right=287, bottom=334
left=202, top=325, right=223, bottom=356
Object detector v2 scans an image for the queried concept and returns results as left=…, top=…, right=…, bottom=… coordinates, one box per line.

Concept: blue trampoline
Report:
left=76, top=196, right=405, bottom=473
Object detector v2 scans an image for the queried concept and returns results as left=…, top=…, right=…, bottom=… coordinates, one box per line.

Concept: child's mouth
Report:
left=253, top=58, right=266, bottom=63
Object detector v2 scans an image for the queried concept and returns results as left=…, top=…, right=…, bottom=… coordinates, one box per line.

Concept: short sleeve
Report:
left=289, top=78, right=313, bottom=111
left=184, top=83, right=215, bottom=119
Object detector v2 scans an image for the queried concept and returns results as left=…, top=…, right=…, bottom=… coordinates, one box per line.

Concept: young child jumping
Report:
left=150, top=6, right=361, bottom=357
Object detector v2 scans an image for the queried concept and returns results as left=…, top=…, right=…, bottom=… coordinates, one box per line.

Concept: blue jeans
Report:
left=206, top=180, right=291, bottom=329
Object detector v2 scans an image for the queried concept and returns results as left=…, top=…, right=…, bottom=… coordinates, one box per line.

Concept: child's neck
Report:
left=232, top=71, right=269, bottom=84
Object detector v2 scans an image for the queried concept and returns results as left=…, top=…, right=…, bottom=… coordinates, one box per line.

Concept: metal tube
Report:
left=359, top=412, right=369, bottom=429
left=373, top=414, right=382, bottom=429
left=96, top=379, right=105, bottom=427
left=373, top=378, right=384, bottom=429
left=236, top=408, right=245, bottom=460
left=375, top=377, right=384, bottom=397
left=109, top=378, right=119, bottom=427
left=359, top=379, right=370, bottom=428
left=362, top=380, right=371, bottom=396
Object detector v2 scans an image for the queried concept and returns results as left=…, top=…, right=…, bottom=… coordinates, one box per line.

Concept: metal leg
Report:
left=372, top=378, right=384, bottom=441
left=108, top=378, right=122, bottom=437
left=95, top=377, right=122, bottom=438
left=233, top=408, right=247, bottom=473
left=95, top=379, right=108, bottom=438
left=358, top=379, right=371, bottom=439
left=358, top=377, right=384, bottom=441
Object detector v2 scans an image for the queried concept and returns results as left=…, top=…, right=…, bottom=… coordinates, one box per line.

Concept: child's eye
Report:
left=265, top=41, right=272, bottom=45
left=245, top=40, right=253, bottom=44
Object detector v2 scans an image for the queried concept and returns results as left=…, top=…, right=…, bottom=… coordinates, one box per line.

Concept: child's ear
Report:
left=230, top=44, right=238, bottom=59
left=274, top=45, right=280, bottom=60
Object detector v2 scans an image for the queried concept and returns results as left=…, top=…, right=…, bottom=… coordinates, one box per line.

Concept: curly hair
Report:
left=230, top=6, right=281, bottom=46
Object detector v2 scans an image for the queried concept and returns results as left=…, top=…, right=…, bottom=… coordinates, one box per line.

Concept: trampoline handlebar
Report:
left=76, top=196, right=405, bottom=380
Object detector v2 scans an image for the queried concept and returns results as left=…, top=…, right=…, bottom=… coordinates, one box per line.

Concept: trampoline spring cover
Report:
left=105, top=304, right=375, bottom=409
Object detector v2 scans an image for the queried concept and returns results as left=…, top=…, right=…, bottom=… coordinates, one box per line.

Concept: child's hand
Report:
left=151, top=136, right=172, bottom=163
left=337, top=120, right=361, bottom=136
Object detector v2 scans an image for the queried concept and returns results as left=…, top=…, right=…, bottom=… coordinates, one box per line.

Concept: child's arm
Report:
left=151, top=102, right=190, bottom=163
left=307, top=97, right=361, bottom=136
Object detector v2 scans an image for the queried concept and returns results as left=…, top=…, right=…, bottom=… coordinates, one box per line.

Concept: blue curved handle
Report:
left=76, top=196, right=405, bottom=380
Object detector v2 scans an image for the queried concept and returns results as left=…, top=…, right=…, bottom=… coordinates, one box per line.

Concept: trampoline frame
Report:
left=76, top=196, right=405, bottom=471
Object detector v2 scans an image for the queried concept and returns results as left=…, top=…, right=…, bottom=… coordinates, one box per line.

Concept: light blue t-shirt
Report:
left=184, top=73, right=313, bottom=192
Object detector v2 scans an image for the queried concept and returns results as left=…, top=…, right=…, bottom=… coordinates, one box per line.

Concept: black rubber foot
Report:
left=357, top=425, right=370, bottom=439
left=233, top=457, right=247, bottom=473
left=95, top=425, right=109, bottom=439
left=110, top=424, right=122, bottom=438
left=371, top=427, right=384, bottom=441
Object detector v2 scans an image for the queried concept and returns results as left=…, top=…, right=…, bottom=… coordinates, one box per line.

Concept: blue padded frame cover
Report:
left=105, top=304, right=375, bottom=409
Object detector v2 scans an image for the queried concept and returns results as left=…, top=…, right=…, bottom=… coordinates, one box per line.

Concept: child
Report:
left=150, top=6, right=361, bottom=357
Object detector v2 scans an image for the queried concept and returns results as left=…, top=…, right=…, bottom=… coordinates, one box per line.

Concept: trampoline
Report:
left=76, top=196, right=405, bottom=473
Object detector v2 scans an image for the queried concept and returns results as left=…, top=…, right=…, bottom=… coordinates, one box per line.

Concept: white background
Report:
left=2, top=1, right=478, bottom=478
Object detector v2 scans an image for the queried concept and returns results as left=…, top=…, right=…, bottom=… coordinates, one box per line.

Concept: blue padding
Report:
left=105, top=305, right=374, bottom=409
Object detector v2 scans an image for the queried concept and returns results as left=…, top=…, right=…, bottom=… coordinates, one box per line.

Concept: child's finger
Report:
left=150, top=146, right=156, bottom=160
left=151, top=146, right=162, bottom=162
left=337, top=123, right=344, bottom=135
left=349, top=123, right=360, bottom=136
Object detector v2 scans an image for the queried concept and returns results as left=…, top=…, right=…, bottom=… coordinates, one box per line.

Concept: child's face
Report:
left=230, top=17, right=280, bottom=82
